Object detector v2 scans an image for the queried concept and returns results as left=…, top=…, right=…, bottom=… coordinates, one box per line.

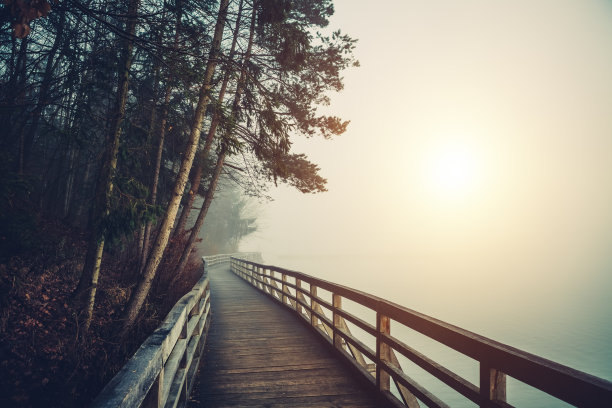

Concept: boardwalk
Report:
left=189, top=264, right=387, bottom=408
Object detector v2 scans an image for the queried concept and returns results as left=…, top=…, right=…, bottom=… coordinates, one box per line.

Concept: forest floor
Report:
left=0, top=218, right=202, bottom=407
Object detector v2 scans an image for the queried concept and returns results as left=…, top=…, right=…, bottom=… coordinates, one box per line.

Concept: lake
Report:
left=259, top=252, right=612, bottom=407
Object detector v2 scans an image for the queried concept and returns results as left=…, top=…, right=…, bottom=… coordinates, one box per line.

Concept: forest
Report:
left=0, top=0, right=356, bottom=406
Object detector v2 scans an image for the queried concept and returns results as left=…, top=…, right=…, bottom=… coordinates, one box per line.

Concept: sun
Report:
left=422, top=142, right=482, bottom=199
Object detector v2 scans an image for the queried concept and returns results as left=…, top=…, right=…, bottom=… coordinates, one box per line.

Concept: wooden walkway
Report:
left=188, top=264, right=387, bottom=408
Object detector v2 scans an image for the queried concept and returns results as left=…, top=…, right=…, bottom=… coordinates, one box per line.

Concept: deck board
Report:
left=189, top=265, right=388, bottom=408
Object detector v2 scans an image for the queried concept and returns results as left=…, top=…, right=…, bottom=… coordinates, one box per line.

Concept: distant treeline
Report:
left=0, top=0, right=356, bottom=335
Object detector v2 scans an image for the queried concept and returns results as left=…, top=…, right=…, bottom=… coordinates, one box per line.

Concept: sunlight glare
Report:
left=423, top=142, right=482, bottom=200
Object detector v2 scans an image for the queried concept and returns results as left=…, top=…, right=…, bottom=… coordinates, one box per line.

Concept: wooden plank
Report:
left=192, top=392, right=386, bottom=407
left=233, top=258, right=612, bottom=408
left=163, top=368, right=186, bottom=408
left=377, top=313, right=391, bottom=392
left=160, top=338, right=187, bottom=406
left=191, top=264, right=389, bottom=408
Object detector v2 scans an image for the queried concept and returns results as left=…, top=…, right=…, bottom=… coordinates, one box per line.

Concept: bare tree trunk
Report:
left=121, top=0, right=231, bottom=334
left=172, top=147, right=226, bottom=282
left=74, top=0, right=141, bottom=334
left=139, top=85, right=168, bottom=274
left=139, top=1, right=184, bottom=273
left=136, top=224, right=145, bottom=263
left=172, top=2, right=255, bottom=281
left=173, top=0, right=244, bottom=238
left=137, top=65, right=159, bottom=270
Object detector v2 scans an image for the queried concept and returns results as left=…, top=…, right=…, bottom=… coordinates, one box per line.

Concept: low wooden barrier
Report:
left=90, top=265, right=212, bottom=408
left=230, top=257, right=612, bottom=408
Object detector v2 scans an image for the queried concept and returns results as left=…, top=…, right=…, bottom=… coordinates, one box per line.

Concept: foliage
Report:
left=0, top=0, right=357, bottom=403
left=197, top=186, right=257, bottom=254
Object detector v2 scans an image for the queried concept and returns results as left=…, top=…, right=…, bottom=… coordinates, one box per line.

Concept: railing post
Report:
left=310, top=285, right=318, bottom=327
left=376, top=312, right=391, bottom=392
left=261, top=268, right=267, bottom=294
left=282, top=273, right=287, bottom=305
left=480, top=363, right=506, bottom=407
left=141, top=369, right=163, bottom=408
left=333, top=293, right=342, bottom=350
left=296, top=279, right=302, bottom=314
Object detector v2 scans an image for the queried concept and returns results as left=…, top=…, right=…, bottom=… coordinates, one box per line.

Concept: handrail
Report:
left=90, top=263, right=212, bottom=408
left=230, top=257, right=612, bottom=408
left=90, top=252, right=260, bottom=408
left=202, top=252, right=262, bottom=268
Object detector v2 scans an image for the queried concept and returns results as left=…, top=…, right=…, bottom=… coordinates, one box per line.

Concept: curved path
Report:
left=189, top=264, right=388, bottom=408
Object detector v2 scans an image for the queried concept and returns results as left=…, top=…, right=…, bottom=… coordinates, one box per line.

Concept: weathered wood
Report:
left=381, top=360, right=450, bottom=408
left=383, top=332, right=478, bottom=403
left=296, top=279, right=303, bottom=315
left=282, top=273, right=288, bottom=305
left=190, top=264, right=387, bottom=408
left=335, top=307, right=377, bottom=336
left=332, top=294, right=342, bottom=350
left=231, top=257, right=612, bottom=408
left=310, top=285, right=318, bottom=327
left=377, top=313, right=391, bottom=392
left=388, top=349, right=421, bottom=408
left=335, top=322, right=374, bottom=364
left=234, top=260, right=435, bottom=408
left=480, top=364, right=507, bottom=407
left=92, top=265, right=211, bottom=408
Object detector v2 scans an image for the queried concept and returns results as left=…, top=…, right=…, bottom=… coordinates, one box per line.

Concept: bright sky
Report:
left=240, top=0, right=612, bottom=284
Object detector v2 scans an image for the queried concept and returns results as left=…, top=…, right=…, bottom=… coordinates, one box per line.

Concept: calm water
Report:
left=261, top=253, right=612, bottom=407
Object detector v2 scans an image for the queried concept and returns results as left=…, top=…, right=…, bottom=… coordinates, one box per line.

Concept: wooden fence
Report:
left=202, top=252, right=261, bottom=269
left=90, top=263, right=212, bottom=408
left=230, top=257, right=612, bottom=408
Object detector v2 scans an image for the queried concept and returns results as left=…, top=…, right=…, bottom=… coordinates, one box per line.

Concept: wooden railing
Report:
left=90, top=264, right=212, bottom=408
left=202, top=252, right=261, bottom=269
left=230, top=257, right=612, bottom=408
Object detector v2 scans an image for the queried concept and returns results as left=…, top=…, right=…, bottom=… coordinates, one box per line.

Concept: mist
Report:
left=238, top=0, right=612, bottom=398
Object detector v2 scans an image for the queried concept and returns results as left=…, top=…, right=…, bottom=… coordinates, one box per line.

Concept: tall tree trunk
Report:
left=121, top=0, right=231, bottom=334
left=139, top=0, right=184, bottom=273
left=139, top=84, right=168, bottom=274
left=172, top=3, right=255, bottom=281
left=173, top=0, right=244, bottom=237
left=172, top=147, right=226, bottom=282
left=137, top=65, right=159, bottom=270
left=74, top=0, right=141, bottom=334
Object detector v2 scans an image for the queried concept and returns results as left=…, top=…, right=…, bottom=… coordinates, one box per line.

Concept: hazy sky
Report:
left=240, top=0, right=612, bottom=283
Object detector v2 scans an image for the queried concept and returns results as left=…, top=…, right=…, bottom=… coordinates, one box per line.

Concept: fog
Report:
left=239, top=2, right=612, bottom=398
left=241, top=0, right=612, bottom=285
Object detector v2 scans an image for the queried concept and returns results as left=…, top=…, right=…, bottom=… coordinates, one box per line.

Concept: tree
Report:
left=170, top=0, right=356, bottom=281
left=120, top=0, right=232, bottom=334
left=73, top=0, right=141, bottom=333
left=0, top=0, right=357, bottom=338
